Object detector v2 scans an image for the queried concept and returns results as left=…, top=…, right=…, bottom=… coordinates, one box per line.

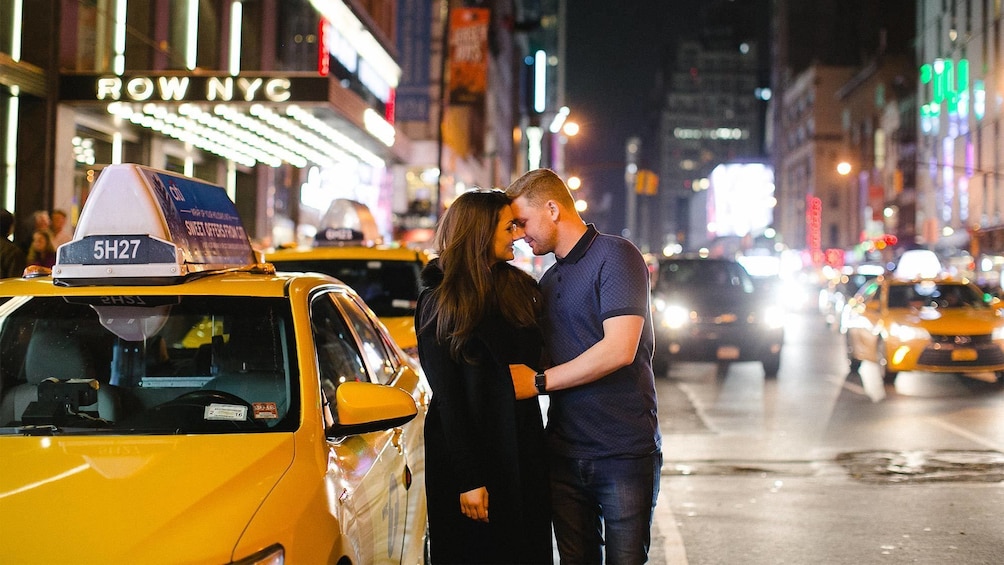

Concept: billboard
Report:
left=707, top=163, right=775, bottom=238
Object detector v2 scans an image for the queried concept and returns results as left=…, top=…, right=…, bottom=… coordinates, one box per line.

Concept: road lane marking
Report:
left=656, top=469, right=689, bottom=564
left=925, top=417, right=1004, bottom=451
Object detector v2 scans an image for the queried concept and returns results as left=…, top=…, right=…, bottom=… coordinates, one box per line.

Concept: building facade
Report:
left=2, top=0, right=535, bottom=252
left=916, top=0, right=1004, bottom=270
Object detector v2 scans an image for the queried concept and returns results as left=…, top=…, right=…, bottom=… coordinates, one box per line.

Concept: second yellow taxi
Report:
left=266, top=199, right=430, bottom=358
left=843, top=273, right=1004, bottom=384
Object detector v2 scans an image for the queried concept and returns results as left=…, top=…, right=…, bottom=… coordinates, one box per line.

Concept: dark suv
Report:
left=651, top=257, right=785, bottom=377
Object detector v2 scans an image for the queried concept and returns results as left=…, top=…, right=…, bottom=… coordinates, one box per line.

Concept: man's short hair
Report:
left=505, top=168, right=575, bottom=208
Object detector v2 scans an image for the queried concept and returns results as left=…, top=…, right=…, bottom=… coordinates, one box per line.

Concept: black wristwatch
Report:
left=534, top=371, right=548, bottom=394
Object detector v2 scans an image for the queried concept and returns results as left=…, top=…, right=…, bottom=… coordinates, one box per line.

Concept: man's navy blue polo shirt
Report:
left=540, top=224, right=662, bottom=459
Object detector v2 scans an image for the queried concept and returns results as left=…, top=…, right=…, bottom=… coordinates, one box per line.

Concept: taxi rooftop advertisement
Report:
left=55, top=164, right=257, bottom=285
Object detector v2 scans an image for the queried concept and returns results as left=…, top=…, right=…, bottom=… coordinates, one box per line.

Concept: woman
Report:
left=416, top=189, right=552, bottom=564
left=26, top=229, right=56, bottom=268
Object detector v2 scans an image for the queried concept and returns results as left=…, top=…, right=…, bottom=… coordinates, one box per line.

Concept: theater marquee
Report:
left=59, top=74, right=331, bottom=104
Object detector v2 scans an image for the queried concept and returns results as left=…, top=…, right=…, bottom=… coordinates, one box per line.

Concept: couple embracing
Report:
left=416, top=169, right=662, bottom=564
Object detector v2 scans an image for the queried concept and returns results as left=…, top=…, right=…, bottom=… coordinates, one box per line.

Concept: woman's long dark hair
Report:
left=426, top=189, right=541, bottom=362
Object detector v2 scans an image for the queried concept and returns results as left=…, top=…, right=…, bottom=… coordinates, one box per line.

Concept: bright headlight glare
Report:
left=662, top=305, right=691, bottom=329
left=992, top=325, right=1004, bottom=340
left=890, top=322, right=930, bottom=341
left=762, top=305, right=785, bottom=329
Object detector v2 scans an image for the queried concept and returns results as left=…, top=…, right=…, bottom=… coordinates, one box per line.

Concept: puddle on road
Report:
left=664, top=460, right=818, bottom=477
left=836, top=450, right=1004, bottom=483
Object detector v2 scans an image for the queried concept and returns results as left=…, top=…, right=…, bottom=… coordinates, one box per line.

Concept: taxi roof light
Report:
left=53, top=164, right=259, bottom=286
left=314, top=198, right=382, bottom=247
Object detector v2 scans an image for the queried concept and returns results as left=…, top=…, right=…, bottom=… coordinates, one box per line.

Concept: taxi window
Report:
left=271, top=258, right=421, bottom=318
left=310, top=293, right=370, bottom=395
left=335, top=291, right=398, bottom=385
left=0, top=296, right=298, bottom=433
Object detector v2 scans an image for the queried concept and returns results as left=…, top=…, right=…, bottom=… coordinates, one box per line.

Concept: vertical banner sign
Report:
left=396, top=0, right=432, bottom=120
left=806, top=195, right=823, bottom=266
left=447, top=8, right=490, bottom=105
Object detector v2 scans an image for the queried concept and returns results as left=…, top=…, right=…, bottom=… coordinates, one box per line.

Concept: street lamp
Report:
left=837, top=161, right=852, bottom=176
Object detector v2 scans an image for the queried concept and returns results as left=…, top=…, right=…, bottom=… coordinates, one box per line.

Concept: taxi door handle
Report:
left=391, top=428, right=404, bottom=454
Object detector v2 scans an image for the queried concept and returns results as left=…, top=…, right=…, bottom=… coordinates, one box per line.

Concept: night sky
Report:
left=564, top=0, right=703, bottom=235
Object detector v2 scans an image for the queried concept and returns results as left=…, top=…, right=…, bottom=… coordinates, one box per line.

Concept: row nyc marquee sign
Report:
left=59, top=74, right=330, bottom=104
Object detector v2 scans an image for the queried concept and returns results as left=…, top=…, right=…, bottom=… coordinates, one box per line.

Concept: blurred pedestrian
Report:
left=415, top=189, right=553, bottom=564
left=506, top=168, right=662, bottom=564
left=26, top=229, right=56, bottom=268
left=0, top=210, right=26, bottom=278
left=19, top=209, right=52, bottom=254
left=50, top=208, right=72, bottom=247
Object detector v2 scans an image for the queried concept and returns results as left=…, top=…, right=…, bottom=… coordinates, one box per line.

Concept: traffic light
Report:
left=635, top=169, right=659, bottom=195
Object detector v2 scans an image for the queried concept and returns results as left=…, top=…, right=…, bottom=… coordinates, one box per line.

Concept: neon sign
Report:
left=919, top=58, right=984, bottom=124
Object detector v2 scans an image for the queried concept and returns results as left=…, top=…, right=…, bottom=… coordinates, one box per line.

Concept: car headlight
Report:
left=992, top=325, right=1004, bottom=340
left=890, top=322, right=930, bottom=342
left=760, top=305, right=785, bottom=329
left=661, top=304, right=691, bottom=329
left=232, top=544, right=284, bottom=565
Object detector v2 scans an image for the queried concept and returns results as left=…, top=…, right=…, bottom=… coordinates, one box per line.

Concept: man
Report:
left=0, top=209, right=26, bottom=278
left=506, top=168, right=662, bottom=564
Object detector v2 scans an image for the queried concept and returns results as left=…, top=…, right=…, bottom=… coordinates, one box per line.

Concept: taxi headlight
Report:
left=233, top=544, right=284, bottom=565
left=661, top=304, right=691, bottom=329
left=890, top=322, right=930, bottom=342
left=992, top=325, right=1004, bottom=340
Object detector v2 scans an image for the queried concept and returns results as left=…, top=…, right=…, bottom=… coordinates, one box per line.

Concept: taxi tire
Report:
left=877, top=339, right=898, bottom=385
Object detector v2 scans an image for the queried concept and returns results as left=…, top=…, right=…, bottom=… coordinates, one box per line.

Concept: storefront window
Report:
left=276, top=0, right=321, bottom=72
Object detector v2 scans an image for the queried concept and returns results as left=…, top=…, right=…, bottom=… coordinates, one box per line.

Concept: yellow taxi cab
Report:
left=843, top=272, right=1004, bottom=385
left=266, top=200, right=430, bottom=358
left=0, top=164, right=429, bottom=564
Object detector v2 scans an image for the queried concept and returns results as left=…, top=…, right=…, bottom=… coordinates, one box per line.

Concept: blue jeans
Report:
left=550, top=452, right=663, bottom=564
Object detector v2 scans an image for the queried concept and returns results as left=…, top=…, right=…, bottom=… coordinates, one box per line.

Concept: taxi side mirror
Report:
left=327, top=381, right=417, bottom=437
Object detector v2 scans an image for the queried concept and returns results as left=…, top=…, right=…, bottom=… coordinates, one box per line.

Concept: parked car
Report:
left=652, top=256, right=785, bottom=377
left=0, top=165, right=430, bottom=564
left=843, top=273, right=1004, bottom=384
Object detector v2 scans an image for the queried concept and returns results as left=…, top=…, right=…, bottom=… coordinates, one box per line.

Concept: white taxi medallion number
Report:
left=60, top=235, right=176, bottom=265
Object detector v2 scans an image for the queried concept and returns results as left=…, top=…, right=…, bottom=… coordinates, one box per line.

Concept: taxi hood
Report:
left=900, top=307, right=1004, bottom=334
left=0, top=433, right=295, bottom=563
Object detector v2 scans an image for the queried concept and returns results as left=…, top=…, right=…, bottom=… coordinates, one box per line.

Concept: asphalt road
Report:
left=646, top=307, right=1004, bottom=565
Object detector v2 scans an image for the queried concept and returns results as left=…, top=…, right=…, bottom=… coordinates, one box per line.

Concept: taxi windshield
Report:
left=0, top=295, right=298, bottom=434
left=271, top=258, right=421, bottom=317
left=886, top=283, right=988, bottom=309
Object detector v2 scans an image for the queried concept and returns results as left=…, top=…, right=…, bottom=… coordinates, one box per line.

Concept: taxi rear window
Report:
left=271, top=258, right=421, bottom=317
left=0, top=296, right=299, bottom=433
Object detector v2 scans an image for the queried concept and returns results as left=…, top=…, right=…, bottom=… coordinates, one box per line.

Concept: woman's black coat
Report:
left=415, top=261, right=552, bottom=564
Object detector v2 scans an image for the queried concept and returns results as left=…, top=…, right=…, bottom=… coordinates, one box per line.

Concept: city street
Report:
left=647, top=307, right=1004, bottom=564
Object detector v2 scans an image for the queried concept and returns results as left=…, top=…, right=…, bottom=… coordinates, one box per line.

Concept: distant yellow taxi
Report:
left=843, top=274, right=1004, bottom=384
left=0, top=165, right=429, bottom=564
left=266, top=204, right=429, bottom=358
